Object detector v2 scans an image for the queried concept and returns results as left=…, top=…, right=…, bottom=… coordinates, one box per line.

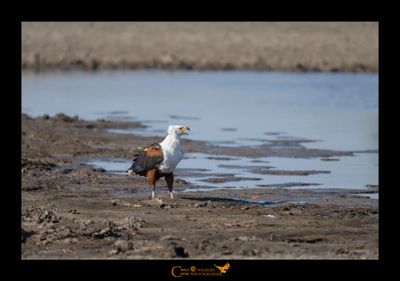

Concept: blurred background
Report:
left=22, top=22, right=378, bottom=72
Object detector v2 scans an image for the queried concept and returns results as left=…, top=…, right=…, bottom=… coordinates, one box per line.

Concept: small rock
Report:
left=113, top=240, right=133, bottom=252
left=238, top=236, right=250, bottom=241
left=57, top=226, right=73, bottom=238
left=22, top=184, right=44, bottom=191
left=86, top=219, right=93, bottom=224
left=161, top=235, right=175, bottom=241
left=174, top=246, right=189, bottom=258
left=99, top=227, right=111, bottom=234
left=145, top=198, right=163, bottom=206
left=93, top=227, right=119, bottom=238
left=194, top=200, right=214, bottom=208
left=160, top=203, right=173, bottom=209
left=22, top=113, right=32, bottom=120
left=62, top=168, right=74, bottom=174
left=54, top=113, right=75, bottom=122
left=264, top=214, right=277, bottom=219
left=175, top=179, right=188, bottom=185
left=21, top=228, right=35, bottom=243
left=63, top=238, right=78, bottom=244
left=86, top=124, right=95, bottom=129
left=267, top=234, right=276, bottom=241
left=108, top=249, right=120, bottom=255
left=117, top=217, right=144, bottom=230
left=92, top=167, right=106, bottom=173
left=37, top=209, right=59, bottom=224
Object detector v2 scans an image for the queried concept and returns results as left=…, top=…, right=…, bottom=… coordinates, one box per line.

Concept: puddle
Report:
left=85, top=158, right=132, bottom=174
left=353, top=193, right=379, bottom=200
left=84, top=151, right=378, bottom=194
left=178, top=152, right=378, bottom=190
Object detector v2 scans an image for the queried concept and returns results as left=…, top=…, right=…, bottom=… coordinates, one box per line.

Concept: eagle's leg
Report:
left=165, top=173, right=174, bottom=199
left=147, top=169, right=158, bottom=199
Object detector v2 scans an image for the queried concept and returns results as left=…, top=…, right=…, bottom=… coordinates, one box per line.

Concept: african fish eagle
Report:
left=127, top=125, right=190, bottom=199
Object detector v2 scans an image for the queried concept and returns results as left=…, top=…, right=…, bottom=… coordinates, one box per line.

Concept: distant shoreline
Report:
left=22, top=22, right=378, bottom=73
left=21, top=64, right=378, bottom=73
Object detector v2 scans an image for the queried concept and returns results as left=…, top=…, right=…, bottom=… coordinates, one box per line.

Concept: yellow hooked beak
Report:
left=179, top=126, right=190, bottom=135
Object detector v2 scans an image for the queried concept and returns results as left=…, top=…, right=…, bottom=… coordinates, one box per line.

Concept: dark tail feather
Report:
left=126, top=158, right=138, bottom=173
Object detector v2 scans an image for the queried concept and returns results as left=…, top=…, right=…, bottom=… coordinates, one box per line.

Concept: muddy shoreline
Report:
left=21, top=114, right=378, bottom=259
left=22, top=22, right=378, bottom=72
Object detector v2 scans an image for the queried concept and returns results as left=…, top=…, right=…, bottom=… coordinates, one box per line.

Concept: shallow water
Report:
left=355, top=193, right=379, bottom=199
left=179, top=152, right=378, bottom=190
left=85, top=151, right=378, bottom=191
left=22, top=70, right=379, bottom=192
left=85, top=158, right=130, bottom=175
left=22, top=70, right=378, bottom=151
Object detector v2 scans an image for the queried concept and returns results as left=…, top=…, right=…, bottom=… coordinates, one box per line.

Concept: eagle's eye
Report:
left=177, top=126, right=189, bottom=135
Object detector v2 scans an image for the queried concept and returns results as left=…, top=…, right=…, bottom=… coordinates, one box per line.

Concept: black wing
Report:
left=127, top=144, right=163, bottom=175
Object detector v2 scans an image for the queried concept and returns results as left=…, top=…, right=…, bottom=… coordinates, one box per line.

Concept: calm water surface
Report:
left=22, top=70, right=378, bottom=190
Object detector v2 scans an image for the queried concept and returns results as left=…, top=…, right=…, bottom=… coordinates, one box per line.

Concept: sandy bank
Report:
left=22, top=22, right=378, bottom=72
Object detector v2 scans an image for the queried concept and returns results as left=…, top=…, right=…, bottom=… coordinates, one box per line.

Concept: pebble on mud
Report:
left=21, top=228, right=35, bottom=243
left=54, top=113, right=79, bottom=123
left=194, top=200, right=215, bottom=208
left=93, top=227, right=119, bottom=238
left=174, top=246, right=189, bottom=258
left=113, top=240, right=134, bottom=252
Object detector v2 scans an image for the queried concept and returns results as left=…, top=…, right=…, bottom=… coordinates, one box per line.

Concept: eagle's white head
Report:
left=167, top=125, right=190, bottom=137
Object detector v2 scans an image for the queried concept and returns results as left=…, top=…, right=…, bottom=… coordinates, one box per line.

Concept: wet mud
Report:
left=21, top=114, right=378, bottom=259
